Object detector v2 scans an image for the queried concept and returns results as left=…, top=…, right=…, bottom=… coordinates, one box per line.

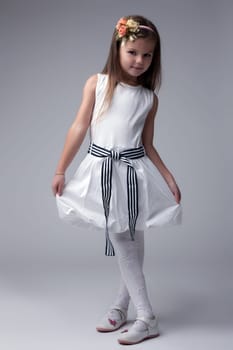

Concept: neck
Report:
left=120, top=72, right=139, bottom=86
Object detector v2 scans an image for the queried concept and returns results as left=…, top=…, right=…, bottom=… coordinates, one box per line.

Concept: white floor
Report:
left=0, top=260, right=232, bottom=350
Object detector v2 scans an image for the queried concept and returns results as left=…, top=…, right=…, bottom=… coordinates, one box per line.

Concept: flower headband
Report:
left=115, top=17, right=155, bottom=41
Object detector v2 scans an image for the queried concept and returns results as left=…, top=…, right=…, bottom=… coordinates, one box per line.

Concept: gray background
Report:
left=1, top=0, right=232, bottom=349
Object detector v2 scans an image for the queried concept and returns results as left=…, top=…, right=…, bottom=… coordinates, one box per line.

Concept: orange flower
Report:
left=116, top=17, right=127, bottom=30
left=116, top=17, right=127, bottom=38
left=118, top=25, right=127, bottom=37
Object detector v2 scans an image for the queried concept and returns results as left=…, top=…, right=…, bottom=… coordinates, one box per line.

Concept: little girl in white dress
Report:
left=52, top=15, right=182, bottom=346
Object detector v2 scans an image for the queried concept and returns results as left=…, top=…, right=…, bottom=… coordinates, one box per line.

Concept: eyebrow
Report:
left=126, top=47, right=153, bottom=53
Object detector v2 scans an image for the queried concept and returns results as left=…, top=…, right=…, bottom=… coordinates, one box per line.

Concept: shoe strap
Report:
left=112, top=307, right=127, bottom=320
left=136, top=315, right=156, bottom=327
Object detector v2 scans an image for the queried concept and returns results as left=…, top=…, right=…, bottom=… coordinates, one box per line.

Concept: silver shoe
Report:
left=118, top=315, right=160, bottom=345
left=96, top=307, right=127, bottom=332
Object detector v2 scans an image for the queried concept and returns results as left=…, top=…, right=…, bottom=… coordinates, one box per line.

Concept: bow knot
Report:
left=110, top=149, right=120, bottom=160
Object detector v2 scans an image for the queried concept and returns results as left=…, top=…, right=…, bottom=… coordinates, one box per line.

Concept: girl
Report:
left=51, top=15, right=182, bottom=345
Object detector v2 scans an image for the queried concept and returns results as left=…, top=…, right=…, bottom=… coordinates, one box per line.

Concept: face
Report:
left=119, top=38, right=155, bottom=83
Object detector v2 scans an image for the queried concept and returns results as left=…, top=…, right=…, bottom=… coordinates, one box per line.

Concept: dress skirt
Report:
left=56, top=152, right=182, bottom=234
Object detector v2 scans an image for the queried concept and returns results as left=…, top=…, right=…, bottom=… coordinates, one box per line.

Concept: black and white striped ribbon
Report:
left=88, top=143, right=145, bottom=256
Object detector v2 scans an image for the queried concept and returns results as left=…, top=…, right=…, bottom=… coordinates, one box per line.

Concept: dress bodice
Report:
left=90, top=73, right=154, bottom=151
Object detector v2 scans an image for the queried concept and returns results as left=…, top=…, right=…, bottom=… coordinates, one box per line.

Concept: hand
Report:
left=167, top=180, right=181, bottom=204
left=51, top=174, right=65, bottom=196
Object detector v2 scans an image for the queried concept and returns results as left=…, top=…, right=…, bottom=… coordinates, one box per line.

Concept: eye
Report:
left=127, top=50, right=136, bottom=55
left=144, top=53, right=153, bottom=58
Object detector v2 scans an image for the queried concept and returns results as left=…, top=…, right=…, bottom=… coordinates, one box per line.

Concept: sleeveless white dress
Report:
left=55, top=73, right=182, bottom=234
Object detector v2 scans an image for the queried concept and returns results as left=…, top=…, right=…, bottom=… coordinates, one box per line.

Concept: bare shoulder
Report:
left=72, top=75, right=98, bottom=125
left=83, top=74, right=98, bottom=94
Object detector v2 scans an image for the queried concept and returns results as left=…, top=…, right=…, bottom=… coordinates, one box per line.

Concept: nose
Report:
left=136, top=55, right=143, bottom=65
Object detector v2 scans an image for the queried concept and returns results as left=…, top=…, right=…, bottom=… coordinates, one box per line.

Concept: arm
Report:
left=142, top=94, right=181, bottom=203
left=52, top=74, right=97, bottom=195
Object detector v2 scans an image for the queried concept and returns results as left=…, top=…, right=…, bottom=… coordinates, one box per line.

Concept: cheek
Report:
left=119, top=51, right=126, bottom=63
left=146, top=58, right=153, bottom=68
left=120, top=54, right=130, bottom=66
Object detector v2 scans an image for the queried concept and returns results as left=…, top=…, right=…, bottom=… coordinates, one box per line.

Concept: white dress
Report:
left=56, top=73, right=182, bottom=234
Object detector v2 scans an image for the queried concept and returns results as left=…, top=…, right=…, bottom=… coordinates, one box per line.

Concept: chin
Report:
left=130, top=69, right=145, bottom=77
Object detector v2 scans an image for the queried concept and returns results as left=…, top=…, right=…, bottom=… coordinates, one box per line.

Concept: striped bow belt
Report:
left=88, top=143, right=145, bottom=256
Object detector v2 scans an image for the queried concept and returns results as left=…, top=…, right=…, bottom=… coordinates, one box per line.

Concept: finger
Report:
left=58, top=183, right=63, bottom=196
left=178, top=188, right=181, bottom=202
left=52, top=182, right=59, bottom=196
left=175, top=190, right=180, bottom=204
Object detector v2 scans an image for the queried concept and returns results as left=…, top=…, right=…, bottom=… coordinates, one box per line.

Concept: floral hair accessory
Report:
left=115, top=17, right=140, bottom=41
left=115, top=17, right=155, bottom=41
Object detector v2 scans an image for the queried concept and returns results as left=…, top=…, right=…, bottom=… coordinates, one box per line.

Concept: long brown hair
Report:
left=100, top=15, right=162, bottom=115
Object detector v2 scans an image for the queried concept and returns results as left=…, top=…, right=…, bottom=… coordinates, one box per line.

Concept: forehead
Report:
left=122, top=38, right=155, bottom=52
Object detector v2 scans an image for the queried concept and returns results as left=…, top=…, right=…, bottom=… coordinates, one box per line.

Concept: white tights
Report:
left=109, top=230, right=154, bottom=319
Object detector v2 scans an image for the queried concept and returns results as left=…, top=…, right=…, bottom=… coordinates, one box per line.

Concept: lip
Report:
left=131, top=66, right=144, bottom=70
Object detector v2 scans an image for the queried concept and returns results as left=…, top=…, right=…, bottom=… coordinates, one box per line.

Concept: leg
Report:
left=111, top=230, right=145, bottom=311
left=109, top=230, right=154, bottom=319
left=96, top=230, right=146, bottom=332
left=110, top=230, right=160, bottom=345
